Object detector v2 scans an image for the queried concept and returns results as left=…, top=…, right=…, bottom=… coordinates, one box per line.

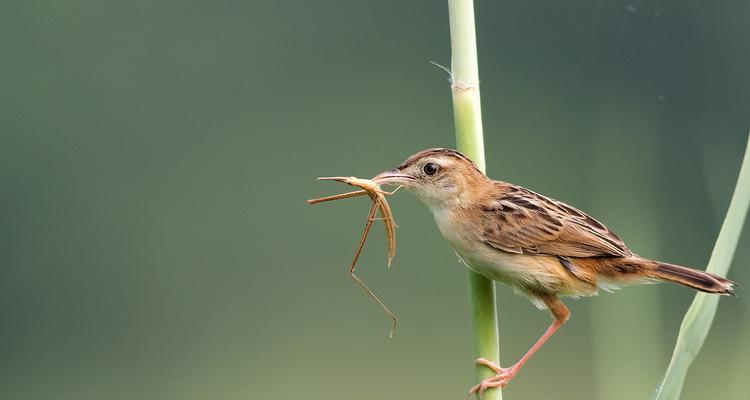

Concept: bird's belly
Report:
left=431, top=206, right=598, bottom=298
left=440, top=225, right=586, bottom=295
left=455, top=242, right=546, bottom=285
left=432, top=206, right=588, bottom=295
left=458, top=246, right=589, bottom=296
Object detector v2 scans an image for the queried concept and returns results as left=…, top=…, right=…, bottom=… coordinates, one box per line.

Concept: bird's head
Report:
left=373, top=148, right=488, bottom=208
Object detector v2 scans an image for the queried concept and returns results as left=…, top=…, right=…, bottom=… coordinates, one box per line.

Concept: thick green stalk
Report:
left=653, top=131, right=750, bottom=400
left=447, top=1, right=501, bottom=399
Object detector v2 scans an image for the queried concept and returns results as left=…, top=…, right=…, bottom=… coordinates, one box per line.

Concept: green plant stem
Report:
left=653, top=131, right=750, bottom=400
left=447, top=1, right=501, bottom=399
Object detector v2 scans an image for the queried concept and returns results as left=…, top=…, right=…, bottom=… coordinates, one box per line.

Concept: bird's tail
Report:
left=649, top=262, right=736, bottom=295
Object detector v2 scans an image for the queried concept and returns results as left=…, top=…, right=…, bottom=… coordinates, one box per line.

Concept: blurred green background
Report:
left=2, top=1, right=749, bottom=399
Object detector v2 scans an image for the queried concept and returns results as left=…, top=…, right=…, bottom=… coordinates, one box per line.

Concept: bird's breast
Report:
left=431, top=207, right=506, bottom=275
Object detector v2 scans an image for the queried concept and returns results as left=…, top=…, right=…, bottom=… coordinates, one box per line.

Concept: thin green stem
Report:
left=447, top=1, right=501, bottom=399
left=653, top=131, right=750, bottom=400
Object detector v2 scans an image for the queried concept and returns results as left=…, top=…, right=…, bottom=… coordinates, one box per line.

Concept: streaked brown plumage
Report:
left=372, top=148, right=735, bottom=395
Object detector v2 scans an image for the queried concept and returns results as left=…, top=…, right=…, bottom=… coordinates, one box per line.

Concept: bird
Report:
left=371, top=147, right=736, bottom=395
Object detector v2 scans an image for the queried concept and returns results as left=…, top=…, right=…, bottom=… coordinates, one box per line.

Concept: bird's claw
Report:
left=468, top=359, right=518, bottom=398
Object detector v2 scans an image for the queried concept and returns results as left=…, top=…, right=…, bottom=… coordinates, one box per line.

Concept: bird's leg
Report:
left=469, top=296, right=570, bottom=397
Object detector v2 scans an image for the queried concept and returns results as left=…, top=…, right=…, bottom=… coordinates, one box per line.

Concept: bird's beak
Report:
left=372, top=168, right=415, bottom=186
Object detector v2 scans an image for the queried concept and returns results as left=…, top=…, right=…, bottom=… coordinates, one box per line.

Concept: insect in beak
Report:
left=307, top=176, right=402, bottom=337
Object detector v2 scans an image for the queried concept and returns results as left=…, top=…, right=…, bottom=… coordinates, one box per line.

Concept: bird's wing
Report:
left=480, top=184, right=631, bottom=258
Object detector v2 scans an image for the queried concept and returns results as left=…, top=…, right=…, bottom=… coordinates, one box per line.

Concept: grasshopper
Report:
left=307, top=177, right=402, bottom=337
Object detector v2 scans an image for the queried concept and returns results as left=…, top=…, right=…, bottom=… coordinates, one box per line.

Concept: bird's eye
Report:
left=423, top=162, right=439, bottom=176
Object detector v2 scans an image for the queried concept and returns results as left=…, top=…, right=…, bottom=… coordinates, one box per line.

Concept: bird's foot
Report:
left=467, top=358, right=519, bottom=398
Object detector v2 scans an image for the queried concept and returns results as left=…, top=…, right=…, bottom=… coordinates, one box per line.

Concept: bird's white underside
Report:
left=431, top=205, right=632, bottom=305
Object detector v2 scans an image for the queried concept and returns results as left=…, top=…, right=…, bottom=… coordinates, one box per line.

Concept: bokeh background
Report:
left=2, top=1, right=749, bottom=399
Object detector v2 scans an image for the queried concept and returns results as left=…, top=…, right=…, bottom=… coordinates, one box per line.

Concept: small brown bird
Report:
left=371, top=148, right=735, bottom=395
